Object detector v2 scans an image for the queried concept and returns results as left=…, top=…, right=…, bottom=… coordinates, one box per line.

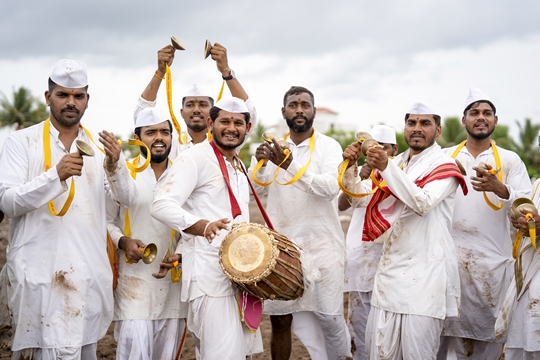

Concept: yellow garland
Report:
left=451, top=140, right=503, bottom=211
left=43, top=119, right=75, bottom=216
left=251, top=131, right=315, bottom=187
left=165, top=64, right=185, bottom=144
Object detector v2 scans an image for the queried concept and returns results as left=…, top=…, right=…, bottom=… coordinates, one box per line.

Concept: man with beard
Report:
left=151, top=98, right=263, bottom=359
left=0, top=59, right=137, bottom=359
left=341, top=102, right=467, bottom=359
left=106, top=107, right=188, bottom=359
left=249, top=86, right=351, bottom=359
left=437, top=88, right=532, bottom=359
left=134, top=42, right=256, bottom=158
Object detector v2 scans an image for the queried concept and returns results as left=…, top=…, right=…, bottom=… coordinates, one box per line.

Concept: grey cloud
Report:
left=1, top=0, right=539, bottom=68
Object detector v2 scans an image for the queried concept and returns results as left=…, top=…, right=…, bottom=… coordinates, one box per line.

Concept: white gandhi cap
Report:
left=135, top=107, right=171, bottom=128
left=464, top=87, right=493, bottom=111
left=214, top=97, right=248, bottom=113
left=50, top=59, right=88, bottom=88
left=407, top=101, right=440, bottom=116
left=183, top=84, right=213, bottom=98
left=370, top=125, right=397, bottom=144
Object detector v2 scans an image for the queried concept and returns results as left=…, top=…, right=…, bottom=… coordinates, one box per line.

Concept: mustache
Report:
left=292, top=115, right=308, bottom=121
left=61, top=106, right=79, bottom=114
left=222, top=131, right=239, bottom=138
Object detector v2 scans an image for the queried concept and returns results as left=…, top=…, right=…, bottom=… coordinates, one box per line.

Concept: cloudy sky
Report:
left=1, top=0, right=540, bottom=142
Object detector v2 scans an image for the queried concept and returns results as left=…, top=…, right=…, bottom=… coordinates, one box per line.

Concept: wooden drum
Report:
left=219, top=222, right=304, bottom=301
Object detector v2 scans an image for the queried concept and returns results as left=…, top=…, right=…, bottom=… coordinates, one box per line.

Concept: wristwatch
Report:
left=222, top=69, right=235, bottom=81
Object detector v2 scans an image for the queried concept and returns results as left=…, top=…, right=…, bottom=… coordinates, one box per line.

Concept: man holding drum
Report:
left=106, top=107, right=187, bottom=359
left=341, top=102, right=467, bottom=359
left=250, top=86, right=351, bottom=360
left=151, top=98, right=262, bottom=359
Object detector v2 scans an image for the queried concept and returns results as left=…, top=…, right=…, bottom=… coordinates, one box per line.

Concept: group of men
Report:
left=0, top=40, right=539, bottom=360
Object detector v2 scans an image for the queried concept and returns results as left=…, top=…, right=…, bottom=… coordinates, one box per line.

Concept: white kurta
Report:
left=503, top=179, right=540, bottom=352
left=133, top=96, right=258, bottom=160
left=442, top=144, right=532, bottom=341
left=248, top=130, right=345, bottom=315
left=344, top=185, right=383, bottom=293
left=106, top=156, right=187, bottom=321
left=0, top=121, right=137, bottom=351
left=346, top=144, right=463, bottom=320
left=151, top=141, right=250, bottom=302
left=151, top=141, right=262, bottom=359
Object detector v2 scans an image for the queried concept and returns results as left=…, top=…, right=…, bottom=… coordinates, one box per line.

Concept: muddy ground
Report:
left=0, top=203, right=352, bottom=359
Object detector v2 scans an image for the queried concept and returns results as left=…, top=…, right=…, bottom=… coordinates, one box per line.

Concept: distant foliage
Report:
left=0, top=87, right=48, bottom=129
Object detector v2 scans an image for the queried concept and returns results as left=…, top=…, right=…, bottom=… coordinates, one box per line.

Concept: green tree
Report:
left=514, top=118, right=540, bottom=178
left=437, top=117, right=467, bottom=148
left=0, top=87, right=48, bottom=128
left=324, top=128, right=357, bottom=151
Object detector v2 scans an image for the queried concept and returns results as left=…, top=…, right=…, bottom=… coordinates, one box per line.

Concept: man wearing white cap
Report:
left=151, top=97, right=262, bottom=359
left=106, top=107, right=188, bottom=359
left=437, top=87, right=532, bottom=359
left=342, top=102, right=468, bottom=359
left=0, top=59, right=137, bottom=359
left=338, top=124, right=398, bottom=360
left=134, top=42, right=257, bottom=159
left=250, top=86, right=351, bottom=360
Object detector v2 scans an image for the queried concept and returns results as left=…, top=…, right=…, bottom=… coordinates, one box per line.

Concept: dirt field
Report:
left=0, top=204, right=352, bottom=359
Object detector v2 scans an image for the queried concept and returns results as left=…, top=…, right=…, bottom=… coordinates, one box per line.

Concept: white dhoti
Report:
left=437, top=336, right=502, bottom=360
left=291, top=311, right=351, bottom=360
left=187, top=295, right=263, bottom=359
left=114, top=318, right=185, bottom=360
left=366, top=306, right=443, bottom=360
left=506, top=348, right=540, bottom=359
left=11, top=343, right=97, bottom=360
left=348, top=291, right=372, bottom=360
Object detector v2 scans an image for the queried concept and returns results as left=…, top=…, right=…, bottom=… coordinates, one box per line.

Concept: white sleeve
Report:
left=0, top=135, right=67, bottom=218
left=381, top=160, right=459, bottom=216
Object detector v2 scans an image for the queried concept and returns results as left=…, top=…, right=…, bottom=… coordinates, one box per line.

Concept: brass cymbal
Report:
left=361, top=138, right=383, bottom=156
left=204, top=39, right=212, bottom=59
left=355, top=131, right=372, bottom=144
left=75, top=140, right=95, bottom=157
left=511, top=197, right=537, bottom=219
left=455, top=159, right=467, bottom=175
left=171, top=36, right=186, bottom=50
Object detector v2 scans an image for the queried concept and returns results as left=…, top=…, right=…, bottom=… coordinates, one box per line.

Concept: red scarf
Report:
left=362, top=163, right=468, bottom=241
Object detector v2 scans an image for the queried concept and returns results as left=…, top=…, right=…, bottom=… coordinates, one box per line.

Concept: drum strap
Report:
left=210, top=141, right=242, bottom=218
left=237, top=160, right=276, bottom=231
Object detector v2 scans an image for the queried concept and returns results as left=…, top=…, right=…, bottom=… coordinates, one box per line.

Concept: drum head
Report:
left=220, top=223, right=276, bottom=282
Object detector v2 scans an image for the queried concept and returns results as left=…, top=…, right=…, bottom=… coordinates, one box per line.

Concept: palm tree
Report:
left=0, top=87, right=48, bottom=129
left=514, top=118, right=540, bottom=178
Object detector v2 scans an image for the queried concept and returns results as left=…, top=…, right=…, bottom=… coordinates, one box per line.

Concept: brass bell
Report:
left=204, top=39, right=212, bottom=59
left=125, top=243, right=158, bottom=264
left=141, top=243, right=158, bottom=264
left=170, top=36, right=185, bottom=50
left=511, top=197, right=537, bottom=219
left=75, top=140, right=95, bottom=157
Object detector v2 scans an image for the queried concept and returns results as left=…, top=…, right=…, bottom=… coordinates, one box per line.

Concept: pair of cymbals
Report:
left=170, top=36, right=213, bottom=59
